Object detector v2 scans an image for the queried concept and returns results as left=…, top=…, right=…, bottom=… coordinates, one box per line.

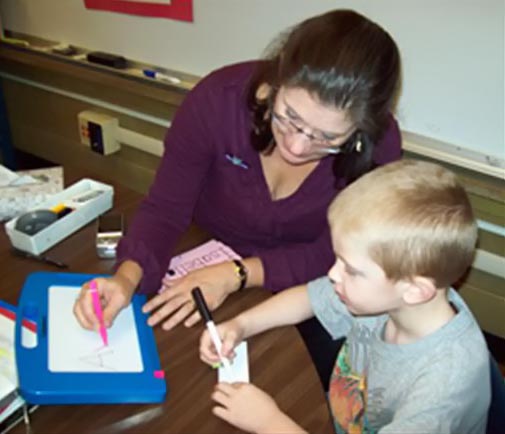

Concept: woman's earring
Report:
left=355, top=138, right=362, bottom=153
left=256, top=83, right=271, bottom=101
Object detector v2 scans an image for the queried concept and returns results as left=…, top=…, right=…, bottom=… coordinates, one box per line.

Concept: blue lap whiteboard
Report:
left=15, top=272, right=167, bottom=404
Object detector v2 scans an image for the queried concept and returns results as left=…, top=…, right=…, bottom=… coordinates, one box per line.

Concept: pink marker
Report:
left=89, top=280, right=108, bottom=346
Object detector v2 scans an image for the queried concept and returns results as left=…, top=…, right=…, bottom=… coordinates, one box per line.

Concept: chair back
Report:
left=487, top=355, right=505, bottom=434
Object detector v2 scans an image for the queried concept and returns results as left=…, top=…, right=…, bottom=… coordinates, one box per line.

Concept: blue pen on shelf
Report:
left=142, top=69, right=181, bottom=84
left=225, top=153, right=249, bottom=170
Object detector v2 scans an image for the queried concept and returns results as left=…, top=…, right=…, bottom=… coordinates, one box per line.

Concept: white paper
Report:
left=0, top=318, right=18, bottom=394
left=0, top=166, right=63, bottom=221
left=0, top=309, right=36, bottom=395
left=0, top=165, right=20, bottom=187
left=218, top=341, right=249, bottom=383
left=48, top=286, right=143, bottom=373
left=0, top=164, right=38, bottom=187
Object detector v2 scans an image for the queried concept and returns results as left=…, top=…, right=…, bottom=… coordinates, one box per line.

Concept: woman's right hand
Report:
left=199, top=318, right=245, bottom=366
left=73, top=274, right=136, bottom=330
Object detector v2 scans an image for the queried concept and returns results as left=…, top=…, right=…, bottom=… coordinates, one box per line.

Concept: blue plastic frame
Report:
left=15, top=271, right=167, bottom=404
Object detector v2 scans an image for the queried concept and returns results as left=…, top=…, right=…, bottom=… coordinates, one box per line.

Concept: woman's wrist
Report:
left=115, top=260, right=142, bottom=296
left=224, top=257, right=266, bottom=295
left=231, top=259, right=248, bottom=292
left=240, top=257, right=264, bottom=289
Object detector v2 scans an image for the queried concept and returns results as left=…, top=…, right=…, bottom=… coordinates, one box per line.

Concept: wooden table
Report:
left=2, top=169, right=333, bottom=434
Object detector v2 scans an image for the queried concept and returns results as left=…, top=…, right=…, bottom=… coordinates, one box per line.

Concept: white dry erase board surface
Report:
left=48, top=286, right=143, bottom=373
left=1, top=0, right=503, bottom=163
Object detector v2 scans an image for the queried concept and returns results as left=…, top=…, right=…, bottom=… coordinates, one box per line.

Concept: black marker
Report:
left=191, top=287, right=233, bottom=374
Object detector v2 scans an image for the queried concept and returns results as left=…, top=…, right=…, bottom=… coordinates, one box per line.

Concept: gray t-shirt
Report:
left=308, top=276, right=490, bottom=434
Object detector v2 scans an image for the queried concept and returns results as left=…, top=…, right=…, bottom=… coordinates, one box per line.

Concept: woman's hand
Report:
left=199, top=318, right=244, bottom=365
left=212, top=383, right=303, bottom=433
left=73, top=274, right=136, bottom=330
left=142, top=261, right=240, bottom=330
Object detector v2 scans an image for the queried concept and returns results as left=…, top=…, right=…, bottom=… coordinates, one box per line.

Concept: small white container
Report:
left=5, top=178, right=113, bottom=255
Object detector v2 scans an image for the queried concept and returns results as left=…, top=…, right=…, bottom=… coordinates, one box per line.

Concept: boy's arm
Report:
left=200, top=285, right=313, bottom=366
left=237, top=284, right=313, bottom=340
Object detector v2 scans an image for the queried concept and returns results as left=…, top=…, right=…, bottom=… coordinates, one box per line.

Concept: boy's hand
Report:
left=199, top=318, right=243, bottom=365
left=212, top=383, right=303, bottom=433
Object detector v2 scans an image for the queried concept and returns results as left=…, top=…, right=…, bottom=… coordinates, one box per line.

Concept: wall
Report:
left=0, top=39, right=504, bottom=338
left=1, top=0, right=504, bottom=164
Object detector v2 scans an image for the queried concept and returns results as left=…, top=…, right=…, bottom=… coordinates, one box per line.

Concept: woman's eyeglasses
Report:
left=271, top=110, right=348, bottom=155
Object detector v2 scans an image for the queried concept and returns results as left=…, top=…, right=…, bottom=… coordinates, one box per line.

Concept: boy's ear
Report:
left=400, top=276, right=437, bottom=305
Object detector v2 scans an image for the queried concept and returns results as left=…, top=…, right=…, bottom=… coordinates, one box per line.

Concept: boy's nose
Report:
left=328, top=262, right=342, bottom=284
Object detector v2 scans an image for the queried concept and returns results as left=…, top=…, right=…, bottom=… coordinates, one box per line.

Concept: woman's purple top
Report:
left=116, top=61, right=402, bottom=294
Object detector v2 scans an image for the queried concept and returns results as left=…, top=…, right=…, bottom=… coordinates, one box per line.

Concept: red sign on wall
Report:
left=84, top=0, right=193, bottom=22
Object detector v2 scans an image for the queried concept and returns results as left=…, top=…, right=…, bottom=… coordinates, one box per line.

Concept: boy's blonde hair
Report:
left=328, top=159, right=477, bottom=288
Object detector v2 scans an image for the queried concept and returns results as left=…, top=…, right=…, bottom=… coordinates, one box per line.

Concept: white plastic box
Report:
left=5, top=179, right=114, bottom=255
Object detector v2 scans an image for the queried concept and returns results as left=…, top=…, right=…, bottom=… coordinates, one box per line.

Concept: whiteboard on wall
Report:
left=1, top=0, right=503, bottom=162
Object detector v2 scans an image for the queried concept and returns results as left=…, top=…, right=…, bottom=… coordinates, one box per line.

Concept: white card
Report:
left=218, top=341, right=249, bottom=383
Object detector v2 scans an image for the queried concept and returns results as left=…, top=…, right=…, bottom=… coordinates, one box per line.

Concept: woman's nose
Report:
left=286, top=134, right=311, bottom=155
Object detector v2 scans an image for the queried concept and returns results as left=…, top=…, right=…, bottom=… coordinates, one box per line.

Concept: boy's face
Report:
left=328, top=236, right=403, bottom=315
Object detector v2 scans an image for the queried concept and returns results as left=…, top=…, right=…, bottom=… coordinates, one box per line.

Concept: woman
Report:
left=74, top=9, right=401, bottom=386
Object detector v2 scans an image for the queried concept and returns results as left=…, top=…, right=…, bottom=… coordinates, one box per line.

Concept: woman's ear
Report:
left=400, top=276, right=437, bottom=305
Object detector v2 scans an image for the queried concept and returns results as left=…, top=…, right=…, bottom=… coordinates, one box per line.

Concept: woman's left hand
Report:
left=142, top=261, right=239, bottom=330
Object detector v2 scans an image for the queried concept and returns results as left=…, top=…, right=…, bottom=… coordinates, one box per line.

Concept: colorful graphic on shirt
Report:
left=329, top=341, right=373, bottom=434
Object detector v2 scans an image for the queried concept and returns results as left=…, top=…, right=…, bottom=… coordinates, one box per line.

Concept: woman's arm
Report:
left=115, top=76, right=216, bottom=294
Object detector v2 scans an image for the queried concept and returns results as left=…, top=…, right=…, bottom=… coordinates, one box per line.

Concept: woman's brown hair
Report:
left=246, top=9, right=401, bottom=182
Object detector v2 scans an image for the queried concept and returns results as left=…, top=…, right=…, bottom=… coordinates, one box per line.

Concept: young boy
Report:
left=199, top=159, right=491, bottom=434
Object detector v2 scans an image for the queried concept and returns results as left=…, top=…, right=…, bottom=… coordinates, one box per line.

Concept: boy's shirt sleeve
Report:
left=307, top=276, right=353, bottom=340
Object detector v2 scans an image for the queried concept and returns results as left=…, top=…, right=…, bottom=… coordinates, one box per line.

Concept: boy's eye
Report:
left=345, top=267, right=358, bottom=276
